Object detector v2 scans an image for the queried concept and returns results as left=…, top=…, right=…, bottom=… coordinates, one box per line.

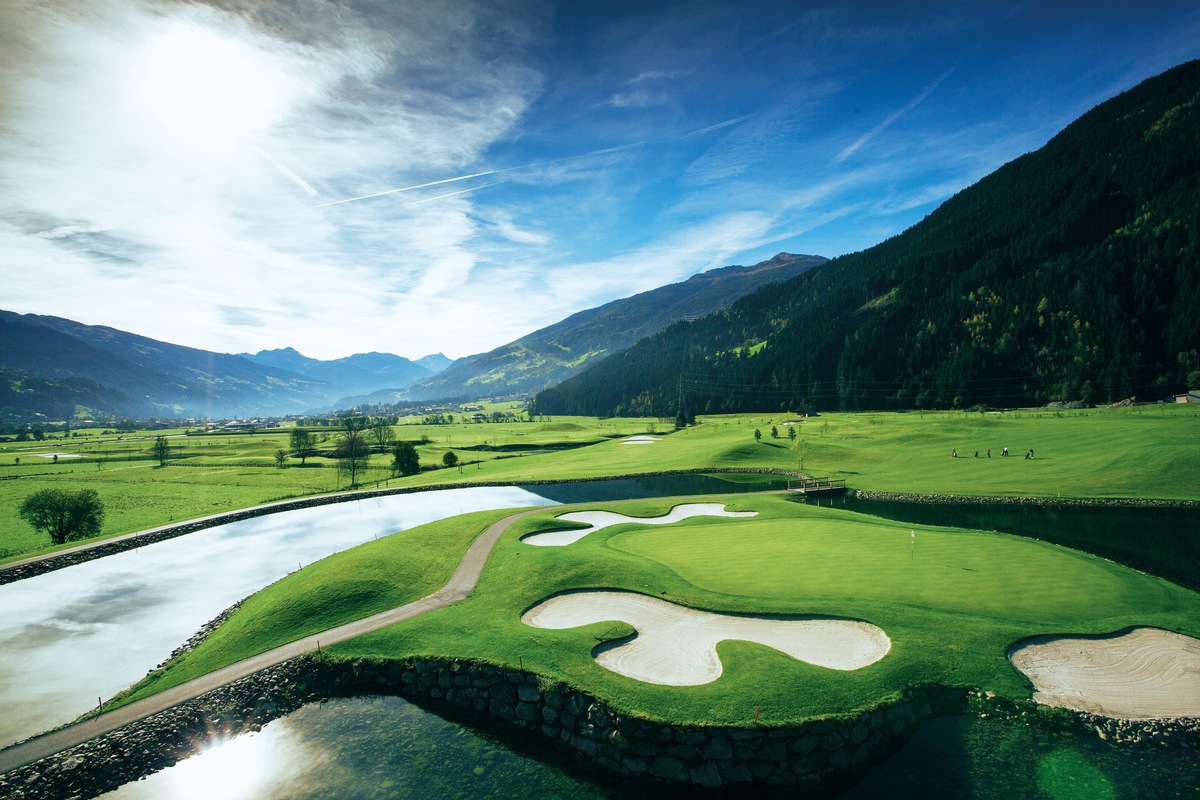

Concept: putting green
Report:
left=333, top=495, right=1200, bottom=724
left=608, top=515, right=1178, bottom=625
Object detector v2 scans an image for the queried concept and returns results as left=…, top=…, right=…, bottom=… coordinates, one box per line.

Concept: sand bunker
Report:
left=621, top=435, right=661, bottom=445
left=1009, top=627, right=1200, bottom=719
left=523, top=590, right=890, bottom=685
left=34, top=453, right=82, bottom=459
left=521, top=503, right=757, bottom=547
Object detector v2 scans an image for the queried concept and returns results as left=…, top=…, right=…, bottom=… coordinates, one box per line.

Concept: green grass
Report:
left=0, top=417, right=656, bottom=562
left=3, top=406, right=1196, bottom=564
left=110, top=507, right=522, bottom=707
left=321, top=494, right=1200, bottom=726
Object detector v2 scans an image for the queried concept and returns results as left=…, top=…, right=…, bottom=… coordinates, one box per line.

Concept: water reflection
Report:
left=99, top=696, right=611, bottom=800
left=841, top=714, right=1199, bottom=799
left=0, top=487, right=556, bottom=748
left=97, top=700, right=1200, bottom=799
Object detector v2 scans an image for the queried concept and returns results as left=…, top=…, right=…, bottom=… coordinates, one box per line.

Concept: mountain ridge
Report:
left=531, top=59, right=1200, bottom=417
left=406, top=253, right=826, bottom=400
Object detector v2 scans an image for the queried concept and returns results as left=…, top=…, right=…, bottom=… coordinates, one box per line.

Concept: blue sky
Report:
left=2, top=1, right=1197, bottom=360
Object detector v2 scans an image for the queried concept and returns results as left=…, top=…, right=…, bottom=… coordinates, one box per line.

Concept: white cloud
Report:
left=0, top=0, right=545, bottom=359
left=606, top=89, right=667, bottom=108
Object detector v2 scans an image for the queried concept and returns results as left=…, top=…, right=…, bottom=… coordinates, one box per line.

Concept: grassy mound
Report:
left=113, top=508, right=521, bottom=706
left=327, top=494, right=1200, bottom=726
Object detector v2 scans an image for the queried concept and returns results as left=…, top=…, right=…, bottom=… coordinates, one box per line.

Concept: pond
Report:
left=97, top=697, right=1200, bottom=800
left=0, top=486, right=556, bottom=749
left=98, top=696, right=615, bottom=800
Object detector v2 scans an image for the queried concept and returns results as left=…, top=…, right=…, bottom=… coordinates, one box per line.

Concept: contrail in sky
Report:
left=256, top=146, right=318, bottom=195
left=834, top=66, right=957, bottom=163
left=315, top=114, right=759, bottom=208
left=405, top=180, right=506, bottom=205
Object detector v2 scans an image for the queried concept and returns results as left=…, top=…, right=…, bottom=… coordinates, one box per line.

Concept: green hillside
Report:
left=411, top=253, right=825, bottom=399
left=532, top=60, right=1200, bottom=417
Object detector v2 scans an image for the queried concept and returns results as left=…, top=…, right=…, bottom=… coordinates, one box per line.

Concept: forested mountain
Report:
left=409, top=253, right=826, bottom=399
left=0, top=311, right=334, bottom=419
left=0, top=365, right=147, bottom=425
left=532, top=60, right=1200, bottom=417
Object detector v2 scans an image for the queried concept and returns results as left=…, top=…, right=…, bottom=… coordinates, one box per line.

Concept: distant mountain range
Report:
left=237, top=348, right=451, bottom=401
left=532, top=59, right=1200, bottom=417
left=403, top=253, right=826, bottom=400
left=0, top=311, right=449, bottom=422
left=0, top=253, right=822, bottom=422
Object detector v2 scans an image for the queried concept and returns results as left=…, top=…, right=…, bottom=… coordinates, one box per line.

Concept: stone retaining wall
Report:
left=852, top=490, right=1200, bottom=509
left=351, top=657, right=957, bottom=793
left=6, top=653, right=1198, bottom=800
left=0, top=653, right=951, bottom=799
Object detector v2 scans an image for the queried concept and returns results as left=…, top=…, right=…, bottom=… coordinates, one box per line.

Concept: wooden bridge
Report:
left=787, top=477, right=847, bottom=497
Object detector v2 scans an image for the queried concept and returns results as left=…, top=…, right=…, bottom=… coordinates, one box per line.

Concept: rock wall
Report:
left=361, top=657, right=957, bottom=793
left=852, top=490, right=1200, bottom=509
left=0, top=654, right=953, bottom=799
left=7, top=653, right=1197, bottom=799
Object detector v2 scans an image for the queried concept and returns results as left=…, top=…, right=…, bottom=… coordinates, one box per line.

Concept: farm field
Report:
left=2, top=404, right=1196, bottom=563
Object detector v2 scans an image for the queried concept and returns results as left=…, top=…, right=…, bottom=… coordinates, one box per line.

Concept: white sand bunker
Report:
left=621, top=435, right=661, bottom=445
left=523, top=590, right=890, bottom=686
left=521, top=503, right=757, bottom=547
left=34, top=452, right=82, bottom=459
left=1009, top=627, right=1200, bottom=719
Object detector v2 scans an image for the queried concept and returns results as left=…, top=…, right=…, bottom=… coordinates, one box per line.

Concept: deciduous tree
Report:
left=19, top=489, right=104, bottom=544
left=391, top=441, right=420, bottom=476
left=336, top=417, right=370, bottom=487
left=290, top=428, right=318, bottom=465
left=370, top=418, right=394, bottom=453
left=152, top=435, right=170, bottom=467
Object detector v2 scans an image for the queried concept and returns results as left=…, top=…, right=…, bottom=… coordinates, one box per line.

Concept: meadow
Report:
left=2, top=404, right=1196, bottom=563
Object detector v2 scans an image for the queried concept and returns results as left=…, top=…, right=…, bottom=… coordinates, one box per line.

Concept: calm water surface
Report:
left=0, top=486, right=556, bottom=748
left=98, top=698, right=1200, bottom=800
left=100, top=697, right=613, bottom=800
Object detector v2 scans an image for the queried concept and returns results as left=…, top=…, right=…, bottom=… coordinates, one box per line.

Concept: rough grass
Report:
left=0, top=417, right=655, bottom=562
left=110, top=508, right=519, bottom=707
left=3, top=406, right=1195, bottom=564
left=327, top=494, right=1200, bottom=726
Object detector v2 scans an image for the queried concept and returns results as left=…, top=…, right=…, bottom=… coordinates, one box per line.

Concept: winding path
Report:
left=0, top=504, right=554, bottom=774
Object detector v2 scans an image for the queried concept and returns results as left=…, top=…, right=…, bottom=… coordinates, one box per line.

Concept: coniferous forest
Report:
left=532, top=60, right=1200, bottom=417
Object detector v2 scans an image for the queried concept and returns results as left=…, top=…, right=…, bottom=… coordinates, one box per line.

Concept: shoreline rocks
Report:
left=852, top=490, right=1199, bottom=509
left=4, top=654, right=1197, bottom=800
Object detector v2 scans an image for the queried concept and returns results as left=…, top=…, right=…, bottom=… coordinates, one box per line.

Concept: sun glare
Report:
left=135, top=21, right=297, bottom=154
left=157, top=733, right=271, bottom=800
